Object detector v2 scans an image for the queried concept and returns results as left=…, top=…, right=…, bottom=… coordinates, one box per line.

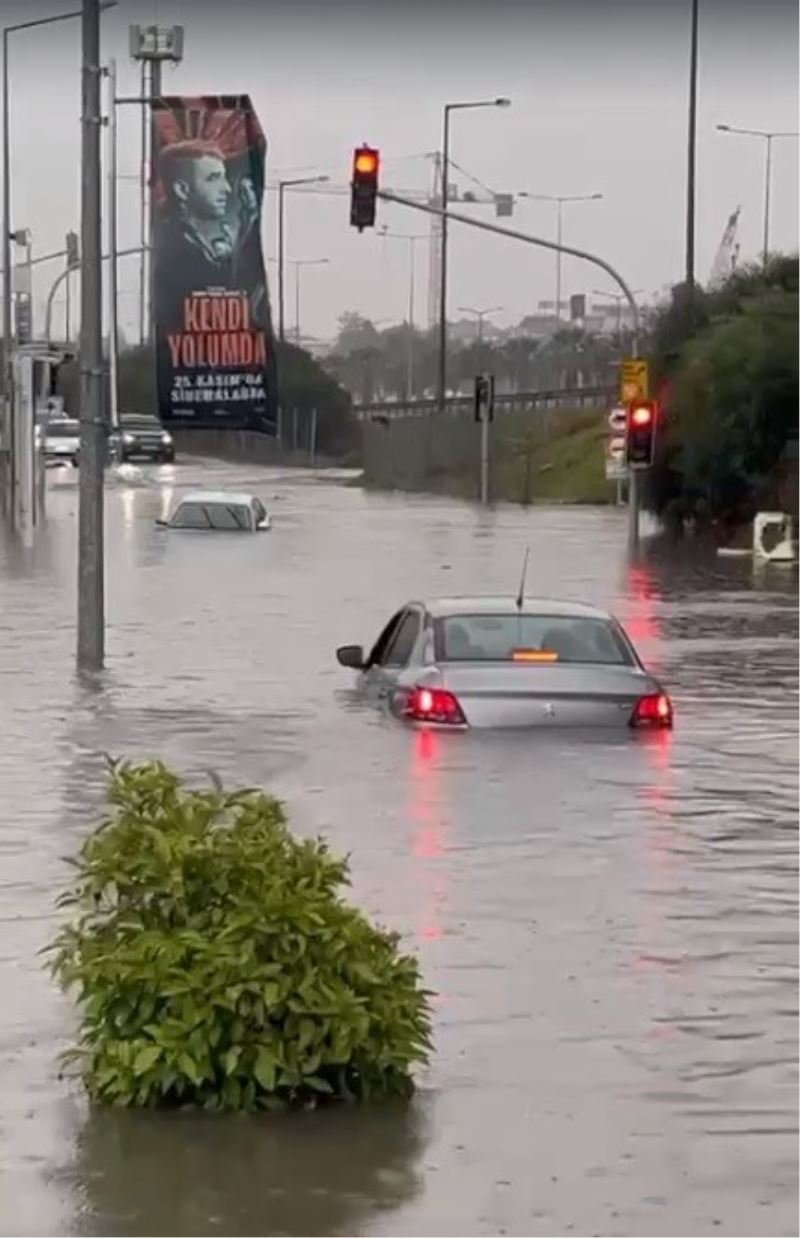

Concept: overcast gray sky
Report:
left=6, top=0, right=798, bottom=343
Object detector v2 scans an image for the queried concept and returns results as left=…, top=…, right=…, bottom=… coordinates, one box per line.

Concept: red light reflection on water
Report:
left=407, top=727, right=450, bottom=945
left=623, top=561, right=661, bottom=656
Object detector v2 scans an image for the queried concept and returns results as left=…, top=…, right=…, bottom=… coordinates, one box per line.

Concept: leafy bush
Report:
left=49, top=760, right=432, bottom=1112
left=646, top=256, right=798, bottom=526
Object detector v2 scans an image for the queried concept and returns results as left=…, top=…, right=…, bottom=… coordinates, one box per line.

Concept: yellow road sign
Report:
left=620, top=357, right=649, bottom=404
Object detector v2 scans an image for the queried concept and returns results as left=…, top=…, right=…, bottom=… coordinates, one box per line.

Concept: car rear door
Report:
left=362, top=607, right=423, bottom=703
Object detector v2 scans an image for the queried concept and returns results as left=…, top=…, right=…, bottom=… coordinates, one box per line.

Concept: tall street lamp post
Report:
left=379, top=227, right=425, bottom=400
left=277, top=176, right=328, bottom=342
left=518, top=191, right=603, bottom=321
left=290, top=258, right=329, bottom=345
left=716, top=124, right=799, bottom=267
left=592, top=287, right=644, bottom=334
left=685, top=0, right=699, bottom=288
left=438, top=96, right=510, bottom=410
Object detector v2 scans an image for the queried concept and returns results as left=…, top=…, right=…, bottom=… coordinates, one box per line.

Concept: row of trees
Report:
left=646, top=254, right=798, bottom=531
left=323, top=310, right=636, bottom=404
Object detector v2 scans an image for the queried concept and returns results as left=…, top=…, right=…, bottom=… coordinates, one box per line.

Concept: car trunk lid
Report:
left=430, top=662, right=659, bottom=728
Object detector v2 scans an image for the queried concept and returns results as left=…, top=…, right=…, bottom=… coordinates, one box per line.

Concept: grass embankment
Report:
left=495, top=408, right=611, bottom=505
left=361, top=407, right=614, bottom=506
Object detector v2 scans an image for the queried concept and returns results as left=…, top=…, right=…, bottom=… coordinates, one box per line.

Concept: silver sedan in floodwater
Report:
left=336, top=596, right=673, bottom=730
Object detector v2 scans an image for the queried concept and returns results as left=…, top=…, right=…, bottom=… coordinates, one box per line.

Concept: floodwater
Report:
left=0, top=459, right=797, bottom=1238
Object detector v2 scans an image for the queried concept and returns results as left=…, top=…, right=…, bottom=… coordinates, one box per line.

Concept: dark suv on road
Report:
left=115, top=414, right=175, bottom=463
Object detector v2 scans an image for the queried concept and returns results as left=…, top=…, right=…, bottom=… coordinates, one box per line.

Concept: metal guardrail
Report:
left=354, top=385, right=613, bottom=422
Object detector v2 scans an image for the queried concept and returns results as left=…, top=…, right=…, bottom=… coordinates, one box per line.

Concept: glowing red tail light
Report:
left=631, top=692, right=673, bottom=729
left=405, top=686, right=466, bottom=726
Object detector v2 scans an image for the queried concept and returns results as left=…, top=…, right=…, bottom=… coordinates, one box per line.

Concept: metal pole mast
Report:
left=147, top=57, right=162, bottom=347
left=762, top=134, right=772, bottom=268
left=555, top=200, right=563, bottom=320
left=407, top=236, right=415, bottom=401
left=77, top=0, right=105, bottom=670
left=2, top=29, right=10, bottom=391
left=107, top=57, right=119, bottom=431
left=138, top=58, right=147, bottom=346
left=437, top=107, right=450, bottom=411
left=685, top=0, right=699, bottom=288
left=278, top=182, right=286, bottom=342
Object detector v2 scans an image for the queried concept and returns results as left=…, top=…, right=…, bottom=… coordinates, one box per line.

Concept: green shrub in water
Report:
left=49, top=760, right=432, bottom=1111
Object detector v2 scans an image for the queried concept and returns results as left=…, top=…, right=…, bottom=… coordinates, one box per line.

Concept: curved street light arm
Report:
left=378, top=189, right=641, bottom=354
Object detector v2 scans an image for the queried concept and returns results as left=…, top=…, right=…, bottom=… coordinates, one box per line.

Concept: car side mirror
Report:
left=336, top=644, right=365, bottom=669
left=155, top=518, right=167, bottom=528
left=257, top=519, right=271, bottom=531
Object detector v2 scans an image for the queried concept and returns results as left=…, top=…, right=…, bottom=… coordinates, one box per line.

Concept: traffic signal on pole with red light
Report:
left=625, top=400, right=658, bottom=467
left=350, top=146, right=380, bottom=231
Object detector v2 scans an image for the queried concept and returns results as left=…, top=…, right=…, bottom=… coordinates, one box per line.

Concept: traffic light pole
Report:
left=627, top=468, right=640, bottom=552
left=480, top=407, right=490, bottom=506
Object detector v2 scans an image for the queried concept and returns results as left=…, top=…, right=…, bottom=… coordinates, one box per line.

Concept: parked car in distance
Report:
left=114, top=413, right=175, bottom=463
left=337, top=596, right=674, bottom=731
left=42, top=417, right=80, bottom=467
left=157, top=491, right=271, bottom=532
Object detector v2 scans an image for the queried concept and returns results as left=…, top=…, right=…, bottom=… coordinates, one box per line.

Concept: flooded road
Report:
left=0, top=459, right=797, bottom=1237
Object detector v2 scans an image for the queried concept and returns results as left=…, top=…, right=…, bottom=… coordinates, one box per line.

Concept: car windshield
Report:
left=170, top=502, right=252, bottom=531
left=46, top=421, right=80, bottom=437
left=122, top=417, right=160, bottom=430
left=435, top=614, right=632, bottom=665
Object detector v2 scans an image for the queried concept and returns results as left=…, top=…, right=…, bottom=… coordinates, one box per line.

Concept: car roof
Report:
left=177, top=491, right=260, bottom=507
left=425, top=596, right=612, bottom=621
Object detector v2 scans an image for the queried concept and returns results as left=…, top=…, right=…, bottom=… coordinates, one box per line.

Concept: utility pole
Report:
left=77, top=0, right=105, bottom=670
left=129, top=24, right=184, bottom=347
left=685, top=0, right=699, bottom=288
left=147, top=56, right=161, bottom=347
left=138, top=58, right=147, bottom=345
left=107, top=58, right=119, bottom=433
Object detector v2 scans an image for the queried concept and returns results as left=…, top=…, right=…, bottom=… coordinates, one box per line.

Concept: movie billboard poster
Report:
left=152, top=95, right=277, bottom=433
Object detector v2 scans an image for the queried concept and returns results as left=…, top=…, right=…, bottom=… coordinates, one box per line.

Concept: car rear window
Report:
left=171, top=502, right=252, bottom=530
left=435, top=614, right=632, bottom=665
left=46, top=421, right=80, bottom=437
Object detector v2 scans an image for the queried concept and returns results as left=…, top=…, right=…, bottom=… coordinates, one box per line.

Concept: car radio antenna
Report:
left=516, top=547, right=530, bottom=611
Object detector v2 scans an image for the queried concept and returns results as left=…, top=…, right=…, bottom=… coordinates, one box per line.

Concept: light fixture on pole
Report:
left=438, top=96, right=511, bottom=410
left=289, top=258, right=329, bottom=345
left=716, top=124, right=799, bottom=267
left=276, top=175, right=329, bottom=342
left=457, top=304, right=503, bottom=343
left=591, top=287, right=644, bottom=333
left=517, top=192, right=603, bottom=322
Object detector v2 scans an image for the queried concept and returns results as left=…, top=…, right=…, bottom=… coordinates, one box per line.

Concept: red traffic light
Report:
left=353, top=148, right=379, bottom=176
left=626, top=400, right=658, bottom=468
left=350, top=145, right=380, bottom=231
